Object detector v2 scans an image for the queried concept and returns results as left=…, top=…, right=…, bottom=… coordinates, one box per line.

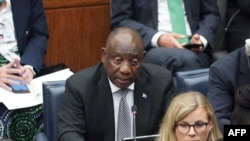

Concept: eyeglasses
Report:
left=175, top=122, right=209, bottom=134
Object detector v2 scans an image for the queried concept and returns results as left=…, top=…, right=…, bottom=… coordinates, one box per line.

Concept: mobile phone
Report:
left=183, top=43, right=202, bottom=49
left=9, top=80, right=30, bottom=93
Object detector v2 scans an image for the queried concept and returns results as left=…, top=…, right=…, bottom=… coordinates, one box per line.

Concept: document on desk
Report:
left=0, top=68, right=74, bottom=110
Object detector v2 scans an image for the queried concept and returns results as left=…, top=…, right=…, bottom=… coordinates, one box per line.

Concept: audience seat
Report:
left=35, top=80, right=66, bottom=141
left=174, top=68, right=209, bottom=96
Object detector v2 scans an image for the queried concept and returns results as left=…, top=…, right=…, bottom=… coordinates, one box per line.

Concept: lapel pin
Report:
left=142, top=93, right=147, bottom=99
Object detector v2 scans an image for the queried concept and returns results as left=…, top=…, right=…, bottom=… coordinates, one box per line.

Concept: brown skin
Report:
left=101, top=28, right=145, bottom=89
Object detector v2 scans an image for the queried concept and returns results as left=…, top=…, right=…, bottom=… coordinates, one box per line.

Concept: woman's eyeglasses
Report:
left=175, top=122, right=209, bottom=134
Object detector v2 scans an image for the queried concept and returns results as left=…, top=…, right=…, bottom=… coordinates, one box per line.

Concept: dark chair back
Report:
left=174, top=68, right=209, bottom=96
left=36, top=80, right=66, bottom=141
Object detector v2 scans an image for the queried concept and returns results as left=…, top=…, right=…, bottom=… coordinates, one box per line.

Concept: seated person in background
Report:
left=0, top=0, right=48, bottom=140
left=58, top=27, right=175, bottom=141
left=0, top=0, right=48, bottom=90
left=214, top=85, right=250, bottom=141
left=111, top=0, right=220, bottom=74
left=231, top=84, right=250, bottom=124
left=225, top=0, right=250, bottom=52
left=207, top=39, right=250, bottom=132
left=156, top=91, right=222, bottom=141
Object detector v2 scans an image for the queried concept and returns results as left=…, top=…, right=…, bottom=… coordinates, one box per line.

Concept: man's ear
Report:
left=101, top=47, right=106, bottom=63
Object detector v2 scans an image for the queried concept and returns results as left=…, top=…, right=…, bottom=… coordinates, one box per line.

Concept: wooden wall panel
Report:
left=43, top=0, right=110, bottom=72
left=43, top=0, right=109, bottom=9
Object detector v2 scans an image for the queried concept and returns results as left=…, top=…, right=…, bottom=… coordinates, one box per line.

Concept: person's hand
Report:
left=20, top=67, right=34, bottom=84
left=0, top=59, right=24, bottom=91
left=14, top=59, right=34, bottom=84
left=190, top=34, right=203, bottom=53
left=157, top=32, right=186, bottom=48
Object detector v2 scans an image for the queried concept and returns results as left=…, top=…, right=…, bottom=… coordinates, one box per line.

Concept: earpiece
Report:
left=245, top=39, right=250, bottom=56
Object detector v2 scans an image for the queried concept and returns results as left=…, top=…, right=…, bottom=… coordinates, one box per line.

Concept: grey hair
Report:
left=245, top=39, right=250, bottom=56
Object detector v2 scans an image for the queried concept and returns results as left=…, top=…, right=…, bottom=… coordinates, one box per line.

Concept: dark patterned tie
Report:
left=117, top=88, right=131, bottom=141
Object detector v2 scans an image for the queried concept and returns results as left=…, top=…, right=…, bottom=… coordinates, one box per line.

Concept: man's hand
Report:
left=157, top=32, right=186, bottom=48
left=189, top=34, right=204, bottom=53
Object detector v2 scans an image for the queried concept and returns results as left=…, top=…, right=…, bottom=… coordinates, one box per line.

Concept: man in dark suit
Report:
left=58, top=27, right=175, bottom=141
left=111, top=0, right=220, bottom=74
left=207, top=40, right=250, bottom=132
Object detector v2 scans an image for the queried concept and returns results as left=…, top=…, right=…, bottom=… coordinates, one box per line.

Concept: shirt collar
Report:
left=107, top=77, right=135, bottom=94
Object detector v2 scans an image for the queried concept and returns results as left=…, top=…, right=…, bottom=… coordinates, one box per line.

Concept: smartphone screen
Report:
left=9, top=80, right=30, bottom=93
left=183, top=44, right=202, bottom=49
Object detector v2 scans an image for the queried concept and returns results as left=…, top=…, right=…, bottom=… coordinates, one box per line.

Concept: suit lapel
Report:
left=11, top=0, right=29, bottom=48
left=151, top=0, right=158, bottom=29
left=95, top=67, right=115, bottom=140
left=183, top=0, right=193, bottom=32
left=134, top=69, right=152, bottom=135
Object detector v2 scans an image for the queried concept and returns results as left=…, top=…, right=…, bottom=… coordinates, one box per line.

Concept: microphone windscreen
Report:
left=132, top=105, right=137, bottom=114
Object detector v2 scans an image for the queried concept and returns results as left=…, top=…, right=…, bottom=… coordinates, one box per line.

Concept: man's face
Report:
left=101, top=33, right=144, bottom=88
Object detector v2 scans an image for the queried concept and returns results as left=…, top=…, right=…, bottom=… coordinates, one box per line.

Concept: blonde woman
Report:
left=156, top=91, right=222, bottom=141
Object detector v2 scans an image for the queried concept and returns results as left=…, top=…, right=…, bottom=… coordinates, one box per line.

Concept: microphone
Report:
left=131, top=105, right=137, bottom=141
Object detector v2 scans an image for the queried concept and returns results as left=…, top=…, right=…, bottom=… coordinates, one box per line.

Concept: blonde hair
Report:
left=156, top=91, right=222, bottom=141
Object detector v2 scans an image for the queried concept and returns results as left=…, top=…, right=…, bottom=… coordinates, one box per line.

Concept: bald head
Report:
left=105, top=27, right=144, bottom=53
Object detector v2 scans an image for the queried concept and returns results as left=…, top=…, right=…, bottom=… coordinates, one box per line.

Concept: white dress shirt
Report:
left=0, top=0, right=18, bottom=52
left=151, top=0, right=207, bottom=48
left=108, top=78, right=134, bottom=141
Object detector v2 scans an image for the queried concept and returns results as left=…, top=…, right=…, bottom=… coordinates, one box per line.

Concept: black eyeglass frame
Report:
left=175, top=122, right=209, bottom=133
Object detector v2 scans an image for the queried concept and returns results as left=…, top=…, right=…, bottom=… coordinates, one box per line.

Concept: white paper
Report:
left=0, top=68, right=73, bottom=110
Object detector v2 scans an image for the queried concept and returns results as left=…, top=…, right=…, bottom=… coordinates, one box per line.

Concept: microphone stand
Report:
left=131, top=105, right=137, bottom=141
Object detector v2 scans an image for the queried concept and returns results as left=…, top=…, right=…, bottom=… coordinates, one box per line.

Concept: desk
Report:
left=0, top=64, right=73, bottom=140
